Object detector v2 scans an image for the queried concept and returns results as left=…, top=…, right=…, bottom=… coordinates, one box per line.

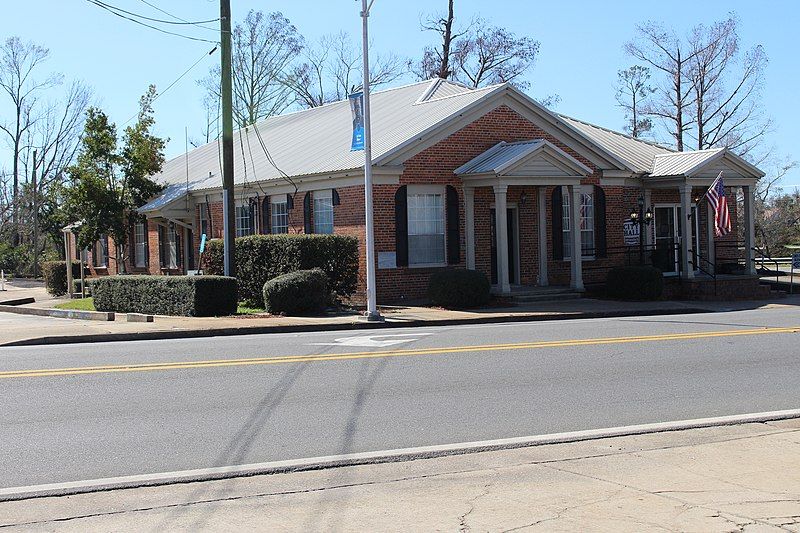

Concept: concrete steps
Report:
left=508, top=287, right=583, bottom=304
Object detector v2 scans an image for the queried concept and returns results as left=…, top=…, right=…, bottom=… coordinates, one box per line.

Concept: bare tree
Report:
left=615, top=65, right=656, bottom=138
left=0, top=37, right=62, bottom=240
left=755, top=158, right=800, bottom=256
left=285, top=32, right=406, bottom=109
left=686, top=16, right=769, bottom=155
left=452, top=21, right=540, bottom=89
left=415, top=0, right=470, bottom=80
left=200, top=10, right=302, bottom=127
left=624, top=22, right=701, bottom=151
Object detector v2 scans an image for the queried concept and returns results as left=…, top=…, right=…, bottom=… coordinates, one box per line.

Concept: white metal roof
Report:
left=454, top=139, right=592, bottom=176
left=150, top=80, right=501, bottom=194
left=558, top=115, right=673, bottom=174
left=650, top=148, right=725, bottom=177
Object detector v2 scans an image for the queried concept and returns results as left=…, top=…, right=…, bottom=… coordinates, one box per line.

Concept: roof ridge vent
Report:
left=415, top=78, right=444, bottom=104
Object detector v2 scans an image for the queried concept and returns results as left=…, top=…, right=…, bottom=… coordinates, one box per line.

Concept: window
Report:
left=314, top=190, right=334, bottom=234
left=199, top=204, right=209, bottom=237
left=407, top=188, right=445, bottom=266
left=93, top=235, right=109, bottom=268
left=134, top=222, right=147, bottom=268
left=235, top=201, right=252, bottom=237
left=159, top=224, right=178, bottom=269
left=271, top=197, right=288, bottom=234
left=562, top=186, right=595, bottom=259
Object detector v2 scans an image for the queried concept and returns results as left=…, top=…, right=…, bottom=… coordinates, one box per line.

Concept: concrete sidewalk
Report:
left=0, top=278, right=798, bottom=346
left=2, top=419, right=799, bottom=531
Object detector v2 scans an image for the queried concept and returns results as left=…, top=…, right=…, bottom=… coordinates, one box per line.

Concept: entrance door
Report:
left=490, top=208, right=519, bottom=285
left=653, top=204, right=699, bottom=275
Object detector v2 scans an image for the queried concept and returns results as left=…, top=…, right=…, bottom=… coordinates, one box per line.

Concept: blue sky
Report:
left=2, top=0, right=797, bottom=185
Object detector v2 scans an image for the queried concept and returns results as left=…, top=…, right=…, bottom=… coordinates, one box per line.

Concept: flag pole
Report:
left=360, top=0, right=382, bottom=321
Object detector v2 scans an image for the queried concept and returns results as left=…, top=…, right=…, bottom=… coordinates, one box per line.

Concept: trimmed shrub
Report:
left=428, top=269, right=491, bottom=309
left=606, top=266, right=664, bottom=300
left=263, top=268, right=329, bottom=315
left=204, top=234, right=359, bottom=306
left=92, top=275, right=238, bottom=317
left=42, top=261, right=86, bottom=296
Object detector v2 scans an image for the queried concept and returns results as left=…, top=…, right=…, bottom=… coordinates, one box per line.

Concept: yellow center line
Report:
left=1, top=326, right=798, bottom=380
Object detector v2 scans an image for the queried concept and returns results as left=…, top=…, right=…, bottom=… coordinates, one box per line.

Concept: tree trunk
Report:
left=437, top=0, right=455, bottom=79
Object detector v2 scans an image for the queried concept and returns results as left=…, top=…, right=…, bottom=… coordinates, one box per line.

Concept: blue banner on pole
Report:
left=349, top=92, right=365, bottom=151
left=199, top=233, right=207, bottom=254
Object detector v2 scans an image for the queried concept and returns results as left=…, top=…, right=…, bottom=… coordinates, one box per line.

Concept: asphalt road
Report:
left=1, top=306, right=799, bottom=489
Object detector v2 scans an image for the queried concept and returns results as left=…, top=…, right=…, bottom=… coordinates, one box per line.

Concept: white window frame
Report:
left=407, top=185, right=447, bottom=268
left=562, top=185, right=595, bottom=261
left=271, top=197, right=289, bottom=234
left=162, top=224, right=178, bottom=270
left=313, top=189, right=334, bottom=234
left=93, top=236, right=108, bottom=268
left=235, top=200, right=252, bottom=237
left=134, top=222, right=147, bottom=268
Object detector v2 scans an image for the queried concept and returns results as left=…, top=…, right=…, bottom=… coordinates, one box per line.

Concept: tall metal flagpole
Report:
left=361, top=0, right=381, bottom=321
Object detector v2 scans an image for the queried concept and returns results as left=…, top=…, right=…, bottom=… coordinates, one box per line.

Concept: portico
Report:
left=456, top=140, right=593, bottom=295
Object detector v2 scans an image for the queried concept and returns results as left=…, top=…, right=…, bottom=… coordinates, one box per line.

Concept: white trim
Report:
left=406, top=185, right=447, bottom=268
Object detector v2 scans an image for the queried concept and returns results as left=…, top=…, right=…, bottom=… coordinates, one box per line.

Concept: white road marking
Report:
left=311, top=333, right=433, bottom=348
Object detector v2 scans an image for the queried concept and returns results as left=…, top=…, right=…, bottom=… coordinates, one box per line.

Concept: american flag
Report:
left=705, top=171, right=731, bottom=237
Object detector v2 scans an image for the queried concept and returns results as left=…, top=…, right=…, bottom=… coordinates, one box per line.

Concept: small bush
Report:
left=204, top=234, right=359, bottom=307
left=263, top=269, right=329, bottom=315
left=42, top=261, right=86, bottom=296
left=428, top=269, right=491, bottom=309
left=606, top=266, right=664, bottom=300
left=92, top=275, right=237, bottom=317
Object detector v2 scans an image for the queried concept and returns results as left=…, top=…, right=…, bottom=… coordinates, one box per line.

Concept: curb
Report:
left=0, top=305, right=114, bottom=322
left=2, top=408, right=798, bottom=502
left=0, top=306, right=712, bottom=347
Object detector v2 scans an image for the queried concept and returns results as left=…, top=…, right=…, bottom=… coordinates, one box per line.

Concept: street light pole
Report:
left=360, top=0, right=381, bottom=321
left=630, top=196, right=652, bottom=265
left=220, top=0, right=236, bottom=277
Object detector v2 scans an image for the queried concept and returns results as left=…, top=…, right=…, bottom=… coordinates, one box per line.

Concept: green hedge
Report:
left=42, top=261, right=87, bottom=296
left=92, top=275, right=238, bottom=316
left=204, top=234, right=359, bottom=307
left=428, top=269, right=491, bottom=309
left=606, top=266, right=664, bottom=300
left=263, top=268, right=329, bottom=316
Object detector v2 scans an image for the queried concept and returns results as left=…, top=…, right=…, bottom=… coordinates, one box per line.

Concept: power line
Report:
left=136, top=0, right=220, bottom=32
left=92, top=0, right=219, bottom=26
left=121, top=46, right=218, bottom=127
left=86, top=0, right=219, bottom=44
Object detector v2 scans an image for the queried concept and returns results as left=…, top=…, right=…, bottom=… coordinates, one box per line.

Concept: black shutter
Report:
left=248, top=198, right=257, bottom=235
left=158, top=226, right=165, bottom=268
left=332, top=189, right=341, bottom=206
left=594, top=185, right=607, bottom=258
left=552, top=186, right=564, bottom=261
left=303, top=192, right=313, bottom=234
left=129, top=224, right=136, bottom=267
left=261, top=197, right=271, bottom=234
left=446, top=185, right=460, bottom=265
left=395, top=186, right=408, bottom=267
left=286, top=193, right=294, bottom=210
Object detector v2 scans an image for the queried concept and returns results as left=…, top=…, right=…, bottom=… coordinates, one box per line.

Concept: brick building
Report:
left=128, top=79, right=764, bottom=303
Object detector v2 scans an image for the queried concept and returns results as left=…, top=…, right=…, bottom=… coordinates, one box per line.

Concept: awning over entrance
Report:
left=455, top=139, right=591, bottom=186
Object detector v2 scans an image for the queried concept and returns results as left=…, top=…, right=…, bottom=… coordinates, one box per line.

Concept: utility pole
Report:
left=220, top=0, right=236, bottom=277
left=360, top=0, right=381, bottom=321
left=31, top=150, right=39, bottom=278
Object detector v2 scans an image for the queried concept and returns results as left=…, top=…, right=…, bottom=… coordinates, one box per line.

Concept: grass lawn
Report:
left=56, top=298, right=264, bottom=316
left=237, top=304, right=266, bottom=315
left=55, top=297, right=96, bottom=311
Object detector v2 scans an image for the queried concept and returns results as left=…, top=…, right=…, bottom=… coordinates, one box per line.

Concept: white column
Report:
left=537, top=186, right=548, bottom=286
left=643, top=188, right=653, bottom=246
left=569, top=185, right=584, bottom=291
left=743, top=185, right=756, bottom=275
left=494, top=185, right=511, bottom=294
left=464, top=186, right=475, bottom=270
left=679, top=183, right=694, bottom=279
left=706, top=200, right=716, bottom=275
